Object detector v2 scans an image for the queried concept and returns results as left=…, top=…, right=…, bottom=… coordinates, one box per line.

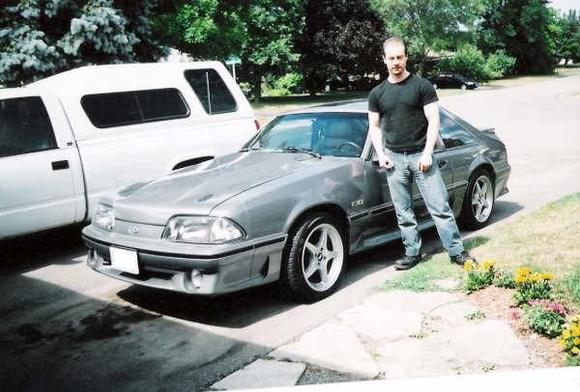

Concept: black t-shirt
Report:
left=368, top=73, right=438, bottom=152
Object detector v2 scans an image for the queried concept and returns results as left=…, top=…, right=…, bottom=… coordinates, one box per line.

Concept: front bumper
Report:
left=82, top=227, right=286, bottom=295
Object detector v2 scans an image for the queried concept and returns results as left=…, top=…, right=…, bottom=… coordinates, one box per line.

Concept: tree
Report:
left=554, top=9, right=580, bottom=65
left=152, top=0, right=303, bottom=101
left=478, top=0, right=558, bottom=74
left=370, top=0, right=488, bottom=74
left=296, top=0, right=385, bottom=95
left=0, top=0, right=161, bottom=87
left=152, top=0, right=246, bottom=61
left=238, top=0, right=303, bottom=101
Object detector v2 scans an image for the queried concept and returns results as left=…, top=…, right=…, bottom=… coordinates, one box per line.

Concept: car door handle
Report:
left=51, top=160, right=70, bottom=171
left=438, top=159, right=448, bottom=169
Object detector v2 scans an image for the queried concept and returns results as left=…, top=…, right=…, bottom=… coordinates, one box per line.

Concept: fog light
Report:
left=191, top=269, right=203, bottom=289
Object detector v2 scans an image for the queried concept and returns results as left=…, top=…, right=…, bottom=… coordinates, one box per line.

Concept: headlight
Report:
left=162, top=216, right=245, bottom=244
left=93, top=204, right=115, bottom=231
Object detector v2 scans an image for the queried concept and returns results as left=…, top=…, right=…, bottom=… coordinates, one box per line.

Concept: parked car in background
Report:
left=0, top=62, right=257, bottom=240
left=426, top=73, right=478, bottom=90
left=82, top=100, right=510, bottom=302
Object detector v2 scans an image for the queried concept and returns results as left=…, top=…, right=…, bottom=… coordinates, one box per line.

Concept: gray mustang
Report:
left=82, top=100, right=510, bottom=302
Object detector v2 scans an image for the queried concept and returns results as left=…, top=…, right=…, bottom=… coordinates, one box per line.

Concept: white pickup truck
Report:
left=0, top=62, right=257, bottom=239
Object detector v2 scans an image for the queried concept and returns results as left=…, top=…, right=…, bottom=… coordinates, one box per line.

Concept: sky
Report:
left=548, top=0, right=579, bottom=12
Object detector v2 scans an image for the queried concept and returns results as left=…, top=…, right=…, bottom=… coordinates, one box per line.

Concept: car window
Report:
left=0, top=96, right=57, bottom=158
left=251, top=112, right=368, bottom=158
left=81, top=88, right=189, bottom=128
left=441, top=112, right=476, bottom=149
left=184, top=69, right=237, bottom=114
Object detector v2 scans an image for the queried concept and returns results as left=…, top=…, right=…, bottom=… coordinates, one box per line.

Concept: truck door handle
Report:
left=438, top=159, right=448, bottom=168
left=51, top=160, right=70, bottom=171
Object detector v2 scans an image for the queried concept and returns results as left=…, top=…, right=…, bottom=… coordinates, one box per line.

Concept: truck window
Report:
left=184, top=69, right=237, bottom=115
left=0, top=96, right=57, bottom=158
left=81, top=88, right=190, bottom=128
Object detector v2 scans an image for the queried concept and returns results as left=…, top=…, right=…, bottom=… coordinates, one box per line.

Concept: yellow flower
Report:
left=514, top=266, right=531, bottom=283
left=572, top=347, right=580, bottom=355
left=563, top=330, right=571, bottom=339
left=574, top=337, right=580, bottom=345
left=516, top=266, right=531, bottom=276
left=464, top=260, right=476, bottom=272
left=541, top=272, right=554, bottom=281
left=572, top=326, right=580, bottom=336
left=482, top=259, right=495, bottom=270
left=529, top=273, right=541, bottom=282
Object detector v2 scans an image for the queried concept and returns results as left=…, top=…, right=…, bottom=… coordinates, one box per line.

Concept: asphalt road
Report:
left=1, top=74, right=579, bottom=391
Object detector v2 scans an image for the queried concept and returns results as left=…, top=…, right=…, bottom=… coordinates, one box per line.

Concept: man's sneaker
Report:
left=450, top=251, right=476, bottom=266
left=395, top=254, right=422, bottom=270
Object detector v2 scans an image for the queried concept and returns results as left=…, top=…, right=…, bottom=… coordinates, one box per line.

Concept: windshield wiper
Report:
left=239, top=146, right=263, bottom=152
left=281, top=146, right=322, bottom=159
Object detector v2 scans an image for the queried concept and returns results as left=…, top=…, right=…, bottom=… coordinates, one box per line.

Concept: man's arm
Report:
left=418, top=101, right=440, bottom=171
left=368, top=111, right=392, bottom=168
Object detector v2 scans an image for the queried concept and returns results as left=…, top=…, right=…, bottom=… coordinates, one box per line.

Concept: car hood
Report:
left=112, top=151, right=328, bottom=224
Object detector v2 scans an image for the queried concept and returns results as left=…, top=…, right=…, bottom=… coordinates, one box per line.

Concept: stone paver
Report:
left=210, top=359, right=306, bottom=390
left=364, top=290, right=460, bottom=313
left=442, top=319, right=531, bottom=367
left=213, top=290, right=536, bottom=389
left=269, top=320, right=380, bottom=378
left=428, top=302, right=480, bottom=328
left=376, top=335, right=460, bottom=379
left=338, top=305, right=422, bottom=340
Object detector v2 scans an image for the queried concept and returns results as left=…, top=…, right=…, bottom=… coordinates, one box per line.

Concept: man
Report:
left=368, top=36, right=474, bottom=270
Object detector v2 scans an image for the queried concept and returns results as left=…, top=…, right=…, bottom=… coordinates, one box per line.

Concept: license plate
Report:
left=110, top=247, right=139, bottom=274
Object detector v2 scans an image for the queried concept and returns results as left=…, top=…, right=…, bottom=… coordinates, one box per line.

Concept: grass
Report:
left=383, top=252, right=463, bottom=292
left=383, top=192, right=580, bottom=309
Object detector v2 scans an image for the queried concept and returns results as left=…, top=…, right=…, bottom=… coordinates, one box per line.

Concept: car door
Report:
left=438, top=110, right=481, bottom=202
left=0, top=92, right=84, bottom=239
left=360, top=147, right=400, bottom=242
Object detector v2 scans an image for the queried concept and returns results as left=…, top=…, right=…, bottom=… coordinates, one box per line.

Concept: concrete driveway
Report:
left=1, top=73, right=579, bottom=391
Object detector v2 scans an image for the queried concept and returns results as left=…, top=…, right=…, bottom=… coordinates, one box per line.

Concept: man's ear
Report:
left=382, top=55, right=388, bottom=65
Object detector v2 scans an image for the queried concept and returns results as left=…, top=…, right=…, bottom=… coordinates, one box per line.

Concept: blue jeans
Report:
left=385, top=151, right=464, bottom=257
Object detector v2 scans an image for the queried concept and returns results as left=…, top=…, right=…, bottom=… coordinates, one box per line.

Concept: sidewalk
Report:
left=207, top=283, right=577, bottom=391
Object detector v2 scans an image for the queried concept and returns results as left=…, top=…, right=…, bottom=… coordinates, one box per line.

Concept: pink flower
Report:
left=509, top=309, right=521, bottom=320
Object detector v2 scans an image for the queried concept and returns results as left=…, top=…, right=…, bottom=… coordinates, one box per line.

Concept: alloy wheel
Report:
left=301, top=223, right=344, bottom=292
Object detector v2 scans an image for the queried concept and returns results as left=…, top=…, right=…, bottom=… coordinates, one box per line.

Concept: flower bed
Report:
left=463, top=261, right=578, bottom=366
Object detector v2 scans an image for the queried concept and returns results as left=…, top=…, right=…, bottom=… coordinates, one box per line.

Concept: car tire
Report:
left=282, top=212, right=347, bottom=303
left=432, top=83, right=438, bottom=89
left=460, top=168, right=495, bottom=230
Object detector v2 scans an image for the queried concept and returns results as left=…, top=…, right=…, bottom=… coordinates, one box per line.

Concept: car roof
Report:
left=283, top=99, right=368, bottom=115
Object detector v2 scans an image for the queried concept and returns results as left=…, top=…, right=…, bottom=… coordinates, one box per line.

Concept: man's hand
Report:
left=379, top=155, right=394, bottom=169
left=418, top=153, right=432, bottom=172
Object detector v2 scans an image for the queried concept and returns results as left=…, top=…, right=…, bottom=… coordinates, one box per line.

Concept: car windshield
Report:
left=246, top=112, right=368, bottom=158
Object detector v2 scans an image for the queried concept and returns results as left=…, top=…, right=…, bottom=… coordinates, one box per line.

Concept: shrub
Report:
left=513, top=266, right=554, bottom=305
left=464, top=259, right=496, bottom=293
left=560, top=315, right=580, bottom=364
left=272, top=72, right=304, bottom=96
left=493, top=269, right=516, bottom=289
left=524, top=300, right=568, bottom=338
left=436, top=44, right=488, bottom=82
left=484, top=50, right=516, bottom=79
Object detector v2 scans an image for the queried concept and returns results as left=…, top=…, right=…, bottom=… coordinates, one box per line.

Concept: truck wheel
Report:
left=283, top=212, right=346, bottom=303
left=460, top=169, right=495, bottom=229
